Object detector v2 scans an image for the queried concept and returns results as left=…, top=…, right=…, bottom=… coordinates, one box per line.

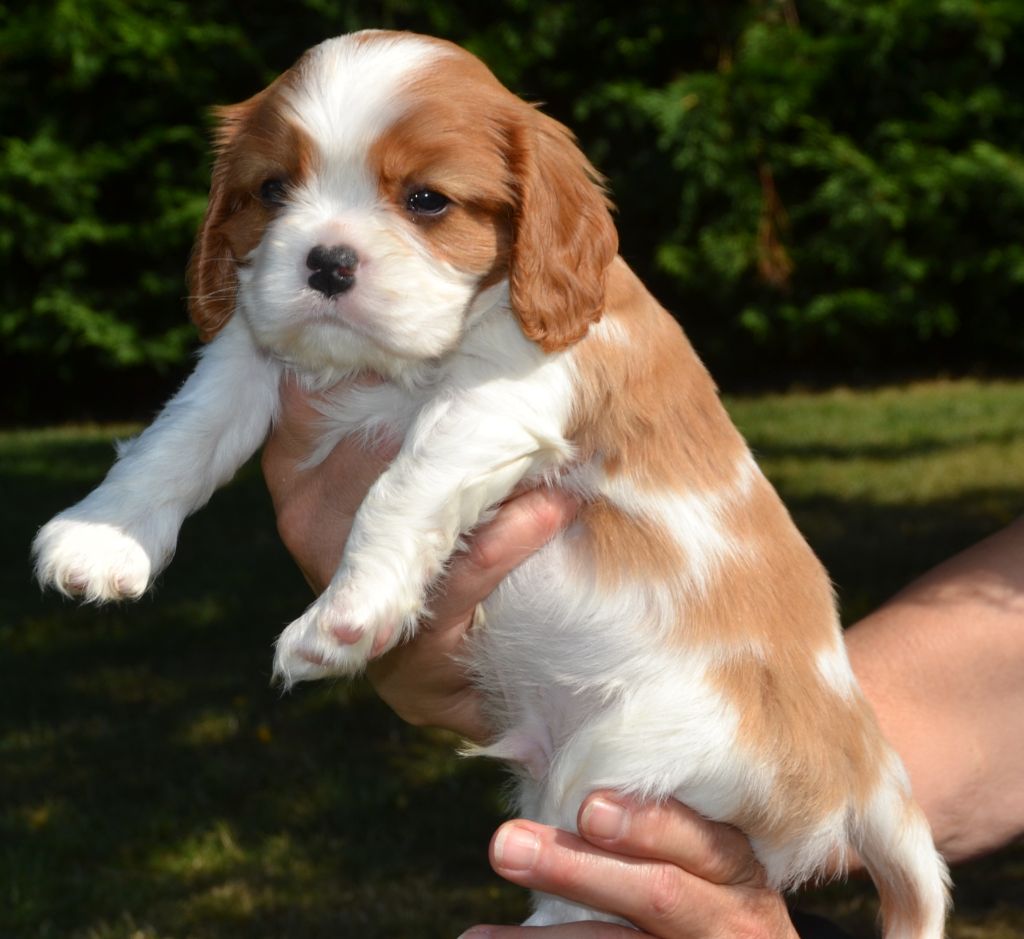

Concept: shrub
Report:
left=3, top=1, right=1021, bottom=420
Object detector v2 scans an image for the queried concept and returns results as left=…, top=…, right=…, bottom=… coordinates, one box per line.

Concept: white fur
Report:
left=853, top=756, right=952, bottom=939
left=243, top=35, right=477, bottom=382
left=33, top=316, right=280, bottom=601
left=598, top=457, right=755, bottom=595
left=289, top=32, right=440, bottom=164
left=32, top=31, right=948, bottom=937
left=815, top=638, right=860, bottom=700
left=474, top=536, right=791, bottom=876
left=272, top=312, right=576, bottom=683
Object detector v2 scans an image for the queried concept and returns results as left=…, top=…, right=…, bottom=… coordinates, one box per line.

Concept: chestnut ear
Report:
left=508, top=110, right=618, bottom=353
left=186, top=102, right=253, bottom=342
left=187, top=181, right=235, bottom=341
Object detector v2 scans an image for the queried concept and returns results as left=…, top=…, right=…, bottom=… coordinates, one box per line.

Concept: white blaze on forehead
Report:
left=282, top=31, right=444, bottom=204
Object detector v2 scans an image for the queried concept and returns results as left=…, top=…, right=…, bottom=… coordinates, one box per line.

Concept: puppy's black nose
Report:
left=306, top=244, right=359, bottom=297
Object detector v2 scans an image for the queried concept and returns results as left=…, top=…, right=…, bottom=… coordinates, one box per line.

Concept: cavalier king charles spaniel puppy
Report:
left=34, top=30, right=948, bottom=935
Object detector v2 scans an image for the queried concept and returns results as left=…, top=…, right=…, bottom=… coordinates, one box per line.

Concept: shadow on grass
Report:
left=785, top=488, right=1022, bottom=623
left=746, top=425, right=1022, bottom=462
left=2, top=426, right=1021, bottom=937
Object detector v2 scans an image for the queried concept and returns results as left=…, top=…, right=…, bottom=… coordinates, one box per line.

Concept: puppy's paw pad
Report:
left=314, top=583, right=403, bottom=646
left=271, top=595, right=402, bottom=687
left=33, top=518, right=152, bottom=602
left=272, top=608, right=371, bottom=686
left=325, top=619, right=394, bottom=655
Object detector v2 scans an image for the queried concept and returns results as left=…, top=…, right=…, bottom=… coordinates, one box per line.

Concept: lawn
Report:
left=2, top=380, right=1022, bottom=938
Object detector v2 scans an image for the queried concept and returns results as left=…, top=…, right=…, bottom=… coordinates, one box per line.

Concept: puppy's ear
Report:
left=508, top=110, right=618, bottom=353
left=187, top=104, right=251, bottom=342
left=186, top=101, right=255, bottom=342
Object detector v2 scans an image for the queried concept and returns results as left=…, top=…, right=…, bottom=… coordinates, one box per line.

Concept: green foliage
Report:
left=629, top=0, right=1024, bottom=368
left=2, top=1, right=1022, bottom=420
left=0, top=0, right=370, bottom=413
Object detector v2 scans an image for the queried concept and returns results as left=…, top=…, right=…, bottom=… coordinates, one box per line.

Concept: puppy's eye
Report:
left=406, top=189, right=450, bottom=217
left=259, top=178, right=288, bottom=207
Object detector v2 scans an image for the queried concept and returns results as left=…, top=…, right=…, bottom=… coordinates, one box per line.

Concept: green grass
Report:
left=729, top=380, right=1024, bottom=622
left=3, top=380, right=1022, bottom=938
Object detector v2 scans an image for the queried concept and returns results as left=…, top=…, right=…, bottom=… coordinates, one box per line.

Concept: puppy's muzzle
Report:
left=307, top=244, right=359, bottom=298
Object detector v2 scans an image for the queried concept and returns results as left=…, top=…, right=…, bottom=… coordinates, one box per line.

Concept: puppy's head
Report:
left=188, top=31, right=617, bottom=373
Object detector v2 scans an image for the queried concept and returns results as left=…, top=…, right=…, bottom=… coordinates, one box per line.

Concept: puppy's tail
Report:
left=853, top=761, right=950, bottom=939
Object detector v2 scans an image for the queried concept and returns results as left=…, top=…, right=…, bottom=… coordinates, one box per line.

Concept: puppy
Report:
left=33, top=30, right=949, bottom=935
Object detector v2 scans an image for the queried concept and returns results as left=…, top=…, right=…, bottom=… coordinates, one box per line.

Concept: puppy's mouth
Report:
left=294, top=290, right=424, bottom=360
left=302, top=291, right=375, bottom=335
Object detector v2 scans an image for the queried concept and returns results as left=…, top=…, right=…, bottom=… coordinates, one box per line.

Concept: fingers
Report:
left=578, top=793, right=765, bottom=887
left=365, top=487, right=580, bottom=741
left=487, top=820, right=691, bottom=934
left=261, top=376, right=397, bottom=590
left=263, top=373, right=580, bottom=740
left=484, top=811, right=794, bottom=939
left=430, top=487, right=581, bottom=628
left=269, top=372, right=385, bottom=457
left=261, top=376, right=331, bottom=473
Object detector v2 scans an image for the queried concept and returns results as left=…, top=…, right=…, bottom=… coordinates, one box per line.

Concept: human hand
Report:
left=261, top=377, right=578, bottom=741
left=460, top=793, right=799, bottom=938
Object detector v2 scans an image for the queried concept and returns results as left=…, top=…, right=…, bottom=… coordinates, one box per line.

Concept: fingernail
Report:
left=580, top=796, right=628, bottom=841
left=457, top=929, right=493, bottom=939
left=493, top=823, right=540, bottom=871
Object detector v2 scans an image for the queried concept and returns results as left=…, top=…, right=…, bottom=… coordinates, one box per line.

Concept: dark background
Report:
left=3, top=0, right=1023, bottom=424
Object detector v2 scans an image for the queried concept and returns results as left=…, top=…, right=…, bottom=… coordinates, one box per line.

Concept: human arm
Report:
left=844, top=515, right=1024, bottom=864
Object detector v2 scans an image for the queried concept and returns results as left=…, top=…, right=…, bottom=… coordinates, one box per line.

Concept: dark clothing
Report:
left=790, top=909, right=858, bottom=938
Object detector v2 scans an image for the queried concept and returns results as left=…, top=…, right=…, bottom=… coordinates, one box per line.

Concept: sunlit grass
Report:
left=730, top=380, right=1024, bottom=506
left=2, top=380, right=1021, bottom=938
left=728, top=379, right=1024, bottom=620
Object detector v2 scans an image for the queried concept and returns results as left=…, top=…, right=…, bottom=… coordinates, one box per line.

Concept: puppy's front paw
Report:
left=33, top=517, right=154, bottom=602
left=272, top=583, right=411, bottom=687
